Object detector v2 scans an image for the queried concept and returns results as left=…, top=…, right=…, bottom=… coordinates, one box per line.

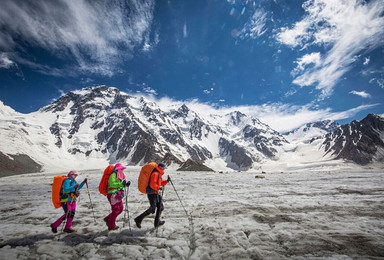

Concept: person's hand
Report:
left=167, top=175, right=171, bottom=182
left=74, top=184, right=79, bottom=189
left=122, top=180, right=131, bottom=187
left=82, top=178, right=88, bottom=184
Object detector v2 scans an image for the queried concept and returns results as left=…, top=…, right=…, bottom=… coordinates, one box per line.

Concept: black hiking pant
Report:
left=136, top=193, right=164, bottom=226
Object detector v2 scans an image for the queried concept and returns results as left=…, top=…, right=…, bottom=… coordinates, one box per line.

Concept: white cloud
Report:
left=241, top=103, right=379, bottom=132
left=277, top=0, right=384, bottom=99
left=291, top=52, right=321, bottom=76
left=0, top=53, right=15, bottom=69
left=0, top=0, right=156, bottom=77
left=349, top=90, right=371, bottom=98
left=142, top=86, right=158, bottom=95
left=363, top=57, right=370, bottom=66
left=145, top=94, right=379, bottom=132
left=239, top=9, right=268, bottom=39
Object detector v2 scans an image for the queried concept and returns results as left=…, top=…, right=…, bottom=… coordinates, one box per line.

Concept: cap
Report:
left=114, top=163, right=126, bottom=170
left=68, top=170, right=79, bottom=177
left=158, top=163, right=166, bottom=169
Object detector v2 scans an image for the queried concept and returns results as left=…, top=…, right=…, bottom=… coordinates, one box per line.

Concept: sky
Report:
left=0, top=0, right=383, bottom=132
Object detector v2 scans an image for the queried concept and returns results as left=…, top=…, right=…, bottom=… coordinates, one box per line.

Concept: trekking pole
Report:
left=169, top=179, right=197, bottom=257
left=85, top=182, right=96, bottom=223
left=123, top=186, right=131, bottom=229
left=58, top=190, right=76, bottom=239
left=155, top=186, right=165, bottom=236
left=169, top=179, right=188, bottom=216
left=57, top=202, right=72, bottom=240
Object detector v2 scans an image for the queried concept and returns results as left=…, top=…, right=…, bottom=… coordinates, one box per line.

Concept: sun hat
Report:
left=67, top=170, right=79, bottom=177
left=114, top=163, right=126, bottom=170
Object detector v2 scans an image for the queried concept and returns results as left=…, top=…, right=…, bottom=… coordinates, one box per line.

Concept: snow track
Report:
left=0, top=169, right=383, bottom=259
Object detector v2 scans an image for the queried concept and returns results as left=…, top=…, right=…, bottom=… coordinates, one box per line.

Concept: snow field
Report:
left=0, top=169, right=383, bottom=259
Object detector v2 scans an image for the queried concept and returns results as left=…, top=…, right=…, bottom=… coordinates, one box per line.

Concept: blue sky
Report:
left=0, top=0, right=383, bottom=132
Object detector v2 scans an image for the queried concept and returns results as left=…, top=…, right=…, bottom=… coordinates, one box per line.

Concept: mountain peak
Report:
left=1, top=85, right=383, bottom=175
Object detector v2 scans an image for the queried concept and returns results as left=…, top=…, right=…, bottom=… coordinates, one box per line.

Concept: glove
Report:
left=122, top=180, right=131, bottom=187
left=82, top=178, right=88, bottom=184
left=167, top=175, right=171, bottom=182
left=74, top=184, right=79, bottom=189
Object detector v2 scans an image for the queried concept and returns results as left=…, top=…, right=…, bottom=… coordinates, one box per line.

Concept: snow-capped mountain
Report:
left=0, top=86, right=287, bottom=174
left=0, top=85, right=383, bottom=176
left=321, top=114, right=384, bottom=165
left=284, top=120, right=340, bottom=144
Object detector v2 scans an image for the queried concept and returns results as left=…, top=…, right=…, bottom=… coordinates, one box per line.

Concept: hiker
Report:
left=104, top=163, right=131, bottom=230
left=51, top=170, right=87, bottom=233
left=134, top=162, right=170, bottom=228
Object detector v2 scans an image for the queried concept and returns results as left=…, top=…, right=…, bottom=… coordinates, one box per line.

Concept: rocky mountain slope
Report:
left=0, top=85, right=383, bottom=175
left=321, top=114, right=384, bottom=165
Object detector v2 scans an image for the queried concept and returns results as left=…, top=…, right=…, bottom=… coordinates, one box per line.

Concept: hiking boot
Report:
left=134, top=217, right=142, bottom=229
left=64, top=228, right=76, bottom=233
left=155, top=220, right=165, bottom=228
left=50, top=224, right=57, bottom=233
left=108, top=226, right=119, bottom=231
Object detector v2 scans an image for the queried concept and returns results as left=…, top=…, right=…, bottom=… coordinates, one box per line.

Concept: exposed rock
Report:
left=323, top=114, right=384, bottom=165
left=177, top=159, right=214, bottom=171
left=219, top=138, right=253, bottom=170
left=0, top=152, right=42, bottom=177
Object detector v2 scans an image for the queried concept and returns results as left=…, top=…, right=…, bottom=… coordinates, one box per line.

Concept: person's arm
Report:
left=77, top=181, right=85, bottom=190
left=160, top=178, right=168, bottom=186
left=149, top=172, right=161, bottom=191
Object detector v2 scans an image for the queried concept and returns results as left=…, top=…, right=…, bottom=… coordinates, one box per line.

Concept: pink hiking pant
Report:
left=104, top=194, right=123, bottom=229
left=52, top=201, right=76, bottom=229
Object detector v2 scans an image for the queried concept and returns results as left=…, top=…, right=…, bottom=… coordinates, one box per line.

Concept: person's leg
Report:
left=107, top=195, right=123, bottom=230
left=104, top=195, right=112, bottom=225
left=51, top=202, right=69, bottom=232
left=64, top=201, right=76, bottom=232
left=154, top=194, right=165, bottom=227
left=134, top=193, right=157, bottom=228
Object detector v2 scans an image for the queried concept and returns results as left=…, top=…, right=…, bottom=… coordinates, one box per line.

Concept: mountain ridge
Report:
left=0, top=85, right=383, bottom=176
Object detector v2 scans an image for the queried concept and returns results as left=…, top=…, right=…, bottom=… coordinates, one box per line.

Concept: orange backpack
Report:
left=52, top=175, right=68, bottom=208
left=99, top=165, right=114, bottom=196
left=138, top=162, right=158, bottom=194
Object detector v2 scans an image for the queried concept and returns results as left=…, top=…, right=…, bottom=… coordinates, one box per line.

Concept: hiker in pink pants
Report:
left=103, top=163, right=130, bottom=230
left=51, top=170, right=87, bottom=233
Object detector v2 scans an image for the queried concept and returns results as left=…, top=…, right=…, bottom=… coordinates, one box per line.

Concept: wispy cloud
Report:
left=349, top=90, right=371, bottom=98
left=277, top=0, right=384, bottom=99
left=0, top=0, right=156, bottom=77
left=0, top=53, right=15, bottom=69
left=239, top=8, right=268, bottom=39
left=149, top=95, right=379, bottom=132
left=142, top=86, right=158, bottom=95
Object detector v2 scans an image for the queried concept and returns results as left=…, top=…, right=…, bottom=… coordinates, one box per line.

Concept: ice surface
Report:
left=0, top=169, right=383, bottom=259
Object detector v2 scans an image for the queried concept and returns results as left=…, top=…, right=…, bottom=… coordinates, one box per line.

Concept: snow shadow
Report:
left=0, top=234, right=55, bottom=248
left=55, top=227, right=156, bottom=247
